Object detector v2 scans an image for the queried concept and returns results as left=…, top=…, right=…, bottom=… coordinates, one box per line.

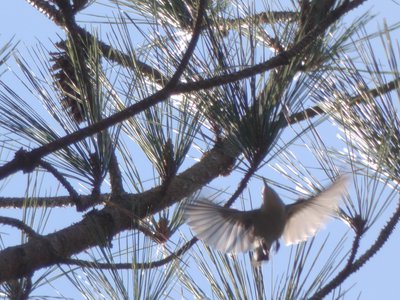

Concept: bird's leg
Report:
left=253, top=240, right=270, bottom=262
left=275, top=240, right=280, bottom=252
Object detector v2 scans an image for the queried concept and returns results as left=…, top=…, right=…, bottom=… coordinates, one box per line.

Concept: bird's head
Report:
left=262, top=178, right=285, bottom=210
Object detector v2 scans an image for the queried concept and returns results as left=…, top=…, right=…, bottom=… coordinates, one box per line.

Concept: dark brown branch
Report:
left=288, top=77, right=400, bottom=124
left=135, top=159, right=261, bottom=270
left=108, top=151, right=125, bottom=197
left=224, top=161, right=261, bottom=208
left=0, top=217, right=40, bottom=238
left=38, top=160, right=80, bottom=201
left=174, top=0, right=366, bottom=94
left=28, top=0, right=168, bottom=88
left=152, top=161, right=262, bottom=268
left=26, top=0, right=63, bottom=24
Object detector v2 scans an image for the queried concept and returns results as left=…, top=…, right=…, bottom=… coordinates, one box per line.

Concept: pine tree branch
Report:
left=27, top=0, right=169, bottom=88
left=175, top=0, right=366, bottom=94
left=0, top=136, right=237, bottom=282
left=0, top=0, right=370, bottom=281
left=0, top=0, right=365, bottom=181
left=5, top=3, right=392, bottom=212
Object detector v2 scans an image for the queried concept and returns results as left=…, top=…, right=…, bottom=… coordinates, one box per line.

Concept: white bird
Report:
left=184, top=176, right=348, bottom=262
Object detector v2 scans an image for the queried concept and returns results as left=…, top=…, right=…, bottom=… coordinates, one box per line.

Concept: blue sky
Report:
left=0, top=1, right=399, bottom=299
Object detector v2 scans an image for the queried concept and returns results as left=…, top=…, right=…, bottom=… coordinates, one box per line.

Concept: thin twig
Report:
left=0, top=194, right=108, bottom=208
left=310, top=199, right=400, bottom=300
left=224, top=161, right=261, bottom=208
left=62, top=236, right=197, bottom=269
left=38, top=160, right=80, bottom=201
left=288, top=77, right=400, bottom=124
left=222, top=11, right=298, bottom=28
left=78, top=27, right=168, bottom=86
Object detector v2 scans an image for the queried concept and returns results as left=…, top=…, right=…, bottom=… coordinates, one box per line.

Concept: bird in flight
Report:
left=185, top=176, right=348, bottom=262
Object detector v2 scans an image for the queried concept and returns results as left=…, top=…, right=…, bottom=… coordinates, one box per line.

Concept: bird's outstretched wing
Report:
left=184, top=199, right=257, bottom=253
left=283, top=176, right=348, bottom=245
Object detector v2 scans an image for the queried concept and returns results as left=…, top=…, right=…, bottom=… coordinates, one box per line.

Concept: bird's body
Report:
left=185, top=176, right=348, bottom=263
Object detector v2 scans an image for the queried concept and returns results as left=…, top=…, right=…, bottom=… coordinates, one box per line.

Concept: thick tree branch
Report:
left=26, top=0, right=63, bottom=24
left=0, top=137, right=237, bottom=282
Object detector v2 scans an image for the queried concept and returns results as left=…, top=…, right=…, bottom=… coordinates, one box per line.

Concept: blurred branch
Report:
left=0, top=194, right=108, bottom=208
left=310, top=197, right=400, bottom=300
left=79, top=27, right=168, bottom=86
left=215, top=11, right=298, bottom=33
left=4, top=276, right=33, bottom=300
left=62, top=237, right=198, bottom=270
left=288, top=77, right=400, bottom=124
